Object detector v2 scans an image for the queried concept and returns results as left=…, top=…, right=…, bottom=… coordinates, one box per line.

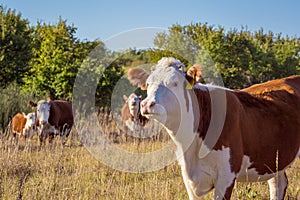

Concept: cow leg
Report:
left=60, top=131, right=67, bottom=145
left=61, top=127, right=71, bottom=145
left=267, top=171, right=288, bottom=200
left=181, top=169, right=199, bottom=200
left=214, top=178, right=236, bottom=200
left=48, top=133, right=54, bottom=144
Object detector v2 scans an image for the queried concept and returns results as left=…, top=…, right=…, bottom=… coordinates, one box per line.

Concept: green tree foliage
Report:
left=0, top=6, right=32, bottom=88
left=151, top=23, right=300, bottom=88
left=22, top=18, right=100, bottom=99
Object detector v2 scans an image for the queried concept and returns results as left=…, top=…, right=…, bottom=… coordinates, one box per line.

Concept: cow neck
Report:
left=191, top=87, right=212, bottom=140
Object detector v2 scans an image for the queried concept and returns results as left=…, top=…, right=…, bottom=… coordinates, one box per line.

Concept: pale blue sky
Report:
left=1, top=0, right=299, bottom=41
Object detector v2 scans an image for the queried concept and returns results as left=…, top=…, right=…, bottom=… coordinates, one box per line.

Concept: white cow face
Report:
left=24, top=112, right=36, bottom=129
left=36, top=100, right=51, bottom=126
left=127, top=93, right=141, bottom=118
left=141, top=66, right=186, bottom=130
left=23, top=112, right=36, bottom=139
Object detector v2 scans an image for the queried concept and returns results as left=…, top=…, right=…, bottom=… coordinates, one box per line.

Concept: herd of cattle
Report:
left=9, top=99, right=74, bottom=146
left=8, top=94, right=148, bottom=147
left=4, top=57, right=300, bottom=199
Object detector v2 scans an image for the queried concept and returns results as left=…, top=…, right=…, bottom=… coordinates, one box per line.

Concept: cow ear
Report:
left=186, top=64, right=204, bottom=88
left=29, top=101, right=37, bottom=107
left=123, top=95, right=128, bottom=102
left=127, top=68, right=149, bottom=90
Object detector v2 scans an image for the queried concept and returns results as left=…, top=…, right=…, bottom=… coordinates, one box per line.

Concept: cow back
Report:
left=48, top=100, right=73, bottom=130
left=232, top=76, right=300, bottom=174
left=12, top=113, right=27, bottom=135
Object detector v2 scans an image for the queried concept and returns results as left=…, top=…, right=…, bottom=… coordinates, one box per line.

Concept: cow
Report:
left=29, top=100, right=73, bottom=145
left=128, top=57, right=300, bottom=200
left=121, top=93, right=149, bottom=140
left=11, top=112, right=37, bottom=147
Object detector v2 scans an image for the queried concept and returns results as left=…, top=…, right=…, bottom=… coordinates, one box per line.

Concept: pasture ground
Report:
left=0, top=132, right=299, bottom=200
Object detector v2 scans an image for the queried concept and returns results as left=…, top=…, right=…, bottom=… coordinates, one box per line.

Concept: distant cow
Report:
left=29, top=100, right=73, bottom=145
left=121, top=93, right=149, bottom=140
left=129, top=57, right=300, bottom=199
left=11, top=112, right=36, bottom=146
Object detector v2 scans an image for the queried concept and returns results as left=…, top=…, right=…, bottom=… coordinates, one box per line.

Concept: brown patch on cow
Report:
left=191, top=76, right=300, bottom=175
left=190, top=88, right=211, bottom=140
left=11, top=113, right=27, bottom=137
left=48, top=100, right=74, bottom=132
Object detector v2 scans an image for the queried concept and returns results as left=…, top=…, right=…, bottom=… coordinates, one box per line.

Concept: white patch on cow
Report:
left=125, top=119, right=135, bottom=132
left=36, top=100, right=51, bottom=124
left=23, top=112, right=36, bottom=139
left=237, top=155, right=292, bottom=186
left=237, top=155, right=275, bottom=182
left=267, top=171, right=288, bottom=200
left=24, top=113, right=35, bottom=129
left=127, top=93, right=141, bottom=118
left=155, top=57, right=185, bottom=72
left=178, top=142, right=236, bottom=199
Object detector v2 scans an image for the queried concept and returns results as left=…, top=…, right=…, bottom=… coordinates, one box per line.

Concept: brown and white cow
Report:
left=129, top=57, right=300, bottom=199
left=29, top=100, right=73, bottom=145
left=11, top=112, right=37, bottom=146
left=121, top=93, right=149, bottom=139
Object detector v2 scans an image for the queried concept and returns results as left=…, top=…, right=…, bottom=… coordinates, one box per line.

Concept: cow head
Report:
left=29, top=100, right=51, bottom=126
left=23, top=112, right=37, bottom=139
left=127, top=57, right=202, bottom=131
left=24, top=112, right=36, bottom=129
left=123, top=93, right=142, bottom=119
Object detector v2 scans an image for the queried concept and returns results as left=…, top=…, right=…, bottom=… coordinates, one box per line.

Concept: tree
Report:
left=0, top=6, right=32, bottom=88
left=151, top=23, right=300, bottom=88
left=22, top=18, right=100, bottom=99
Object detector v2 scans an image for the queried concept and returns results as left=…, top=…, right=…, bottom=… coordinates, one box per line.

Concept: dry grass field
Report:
left=0, top=115, right=299, bottom=200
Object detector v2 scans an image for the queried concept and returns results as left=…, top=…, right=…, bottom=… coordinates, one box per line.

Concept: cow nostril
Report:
left=41, top=120, right=47, bottom=125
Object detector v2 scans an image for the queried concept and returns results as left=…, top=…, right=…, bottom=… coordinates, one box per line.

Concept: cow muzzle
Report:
left=140, top=100, right=156, bottom=115
left=40, top=120, right=47, bottom=125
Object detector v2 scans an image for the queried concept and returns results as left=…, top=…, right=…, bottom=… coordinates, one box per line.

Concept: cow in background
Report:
left=11, top=112, right=37, bottom=147
left=29, top=99, right=73, bottom=145
left=121, top=93, right=149, bottom=141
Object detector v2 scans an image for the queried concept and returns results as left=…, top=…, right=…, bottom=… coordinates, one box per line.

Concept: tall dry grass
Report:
left=0, top=112, right=299, bottom=199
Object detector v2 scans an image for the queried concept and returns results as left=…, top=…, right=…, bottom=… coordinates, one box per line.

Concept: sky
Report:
left=1, top=0, right=300, bottom=42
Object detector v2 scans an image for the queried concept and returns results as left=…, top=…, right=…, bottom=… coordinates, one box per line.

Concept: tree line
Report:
left=1, top=5, right=300, bottom=131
